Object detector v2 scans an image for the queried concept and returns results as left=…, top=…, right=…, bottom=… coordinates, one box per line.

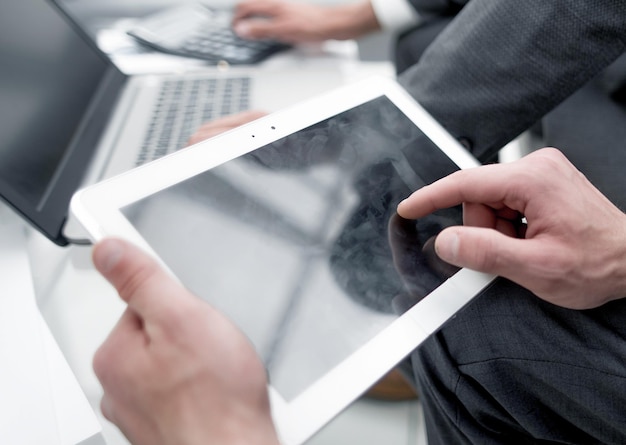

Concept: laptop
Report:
left=0, top=0, right=343, bottom=246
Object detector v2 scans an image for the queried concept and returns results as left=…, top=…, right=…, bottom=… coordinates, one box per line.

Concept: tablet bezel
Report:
left=71, top=76, right=495, bottom=445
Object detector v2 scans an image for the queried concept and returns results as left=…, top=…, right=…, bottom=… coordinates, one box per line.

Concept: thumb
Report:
left=434, top=226, right=530, bottom=278
left=92, top=238, right=188, bottom=324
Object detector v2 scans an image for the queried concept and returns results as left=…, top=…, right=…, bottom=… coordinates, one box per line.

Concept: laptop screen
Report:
left=0, top=0, right=125, bottom=245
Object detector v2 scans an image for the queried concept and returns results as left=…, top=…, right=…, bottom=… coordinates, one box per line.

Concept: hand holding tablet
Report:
left=92, top=237, right=280, bottom=445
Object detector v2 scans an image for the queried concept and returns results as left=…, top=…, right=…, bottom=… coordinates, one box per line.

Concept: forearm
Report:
left=589, top=215, right=626, bottom=306
left=399, top=0, right=626, bottom=162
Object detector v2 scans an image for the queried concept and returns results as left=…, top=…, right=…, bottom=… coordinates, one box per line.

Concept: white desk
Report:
left=0, top=204, right=104, bottom=445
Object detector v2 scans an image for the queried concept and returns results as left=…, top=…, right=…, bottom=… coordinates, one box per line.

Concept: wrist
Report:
left=211, top=413, right=279, bottom=445
left=326, top=1, right=381, bottom=40
left=604, top=214, right=626, bottom=304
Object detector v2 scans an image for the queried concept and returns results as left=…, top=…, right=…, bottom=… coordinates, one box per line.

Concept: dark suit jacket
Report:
left=395, top=5, right=626, bottom=445
left=398, top=0, right=626, bottom=162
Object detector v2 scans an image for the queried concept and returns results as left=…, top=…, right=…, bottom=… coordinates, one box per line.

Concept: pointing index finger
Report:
left=396, top=162, right=523, bottom=219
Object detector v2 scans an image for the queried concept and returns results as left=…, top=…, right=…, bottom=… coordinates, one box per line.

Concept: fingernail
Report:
left=93, top=239, right=124, bottom=274
left=234, top=22, right=249, bottom=37
left=396, top=199, right=409, bottom=214
left=435, top=230, right=459, bottom=262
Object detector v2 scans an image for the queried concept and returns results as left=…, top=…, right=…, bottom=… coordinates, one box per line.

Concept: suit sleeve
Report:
left=399, top=0, right=626, bottom=162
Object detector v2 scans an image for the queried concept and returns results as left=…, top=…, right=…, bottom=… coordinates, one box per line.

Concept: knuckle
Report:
left=159, top=296, right=204, bottom=339
left=468, top=233, right=499, bottom=272
left=116, top=260, right=159, bottom=301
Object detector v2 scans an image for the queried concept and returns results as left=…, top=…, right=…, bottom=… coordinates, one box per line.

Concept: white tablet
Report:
left=71, top=76, right=495, bottom=445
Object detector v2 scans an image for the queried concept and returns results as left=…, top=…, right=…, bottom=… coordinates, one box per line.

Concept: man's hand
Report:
left=187, top=110, right=268, bottom=146
left=397, top=147, right=626, bottom=309
left=233, top=0, right=380, bottom=43
left=92, top=238, right=279, bottom=445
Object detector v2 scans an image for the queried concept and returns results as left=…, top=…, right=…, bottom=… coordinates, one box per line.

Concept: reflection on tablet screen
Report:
left=121, top=96, right=462, bottom=401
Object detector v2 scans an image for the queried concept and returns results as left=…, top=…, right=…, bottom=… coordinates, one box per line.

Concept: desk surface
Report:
left=0, top=204, right=104, bottom=445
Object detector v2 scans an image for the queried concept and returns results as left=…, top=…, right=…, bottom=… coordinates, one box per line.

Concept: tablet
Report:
left=71, top=76, right=495, bottom=445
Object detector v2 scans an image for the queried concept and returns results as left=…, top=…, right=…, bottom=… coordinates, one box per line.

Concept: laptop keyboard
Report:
left=136, top=76, right=250, bottom=166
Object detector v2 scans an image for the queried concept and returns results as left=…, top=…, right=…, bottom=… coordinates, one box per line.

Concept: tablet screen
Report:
left=121, top=95, right=462, bottom=401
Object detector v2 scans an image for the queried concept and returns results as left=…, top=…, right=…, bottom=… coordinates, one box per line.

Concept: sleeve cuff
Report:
left=370, top=0, right=420, bottom=31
